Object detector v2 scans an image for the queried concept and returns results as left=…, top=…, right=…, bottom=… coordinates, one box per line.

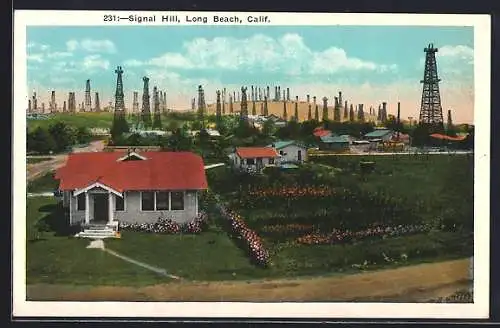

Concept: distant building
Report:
left=364, top=129, right=393, bottom=142
left=230, top=147, right=280, bottom=173
left=313, top=127, right=333, bottom=138
left=319, top=135, right=350, bottom=151
left=267, top=140, right=308, bottom=163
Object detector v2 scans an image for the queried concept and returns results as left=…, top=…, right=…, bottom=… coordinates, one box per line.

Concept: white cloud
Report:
left=27, top=54, right=44, bottom=63
left=125, top=33, right=396, bottom=75
left=417, top=44, right=474, bottom=82
left=123, top=59, right=144, bottom=67
left=438, top=45, right=473, bottom=62
left=66, top=38, right=116, bottom=53
left=46, top=51, right=73, bottom=59
left=82, top=54, right=110, bottom=70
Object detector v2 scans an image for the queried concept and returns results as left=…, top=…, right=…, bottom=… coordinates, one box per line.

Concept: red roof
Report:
left=236, top=147, right=279, bottom=159
left=313, top=128, right=332, bottom=138
left=430, top=133, right=467, bottom=141
left=56, top=151, right=208, bottom=191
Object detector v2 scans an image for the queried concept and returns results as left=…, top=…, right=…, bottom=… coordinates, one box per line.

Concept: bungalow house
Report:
left=364, top=129, right=393, bottom=142
left=231, top=147, right=280, bottom=173
left=267, top=140, right=308, bottom=163
left=319, top=135, right=351, bottom=152
left=313, top=127, right=333, bottom=138
left=55, top=151, right=208, bottom=231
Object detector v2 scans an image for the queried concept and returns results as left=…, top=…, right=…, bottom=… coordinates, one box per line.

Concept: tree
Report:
left=152, top=112, right=162, bottom=130
left=165, top=128, right=193, bottom=151
left=262, top=119, right=275, bottom=137
left=48, top=122, right=76, bottom=152
left=110, top=114, right=130, bottom=141
left=76, top=126, right=92, bottom=144
left=27, top=127, right=56, bottom=154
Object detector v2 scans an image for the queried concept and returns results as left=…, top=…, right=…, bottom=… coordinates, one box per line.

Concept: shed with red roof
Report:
left=231, top=147, right=280, bottom=173
left=55, top=151, right=207, bottom=227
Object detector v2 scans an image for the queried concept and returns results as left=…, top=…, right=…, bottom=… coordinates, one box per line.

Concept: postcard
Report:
left=14, top=10, right=490, bottom=319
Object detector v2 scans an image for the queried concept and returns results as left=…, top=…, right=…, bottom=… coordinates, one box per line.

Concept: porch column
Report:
left=85, top=192, right=90, bottom=224
left=108, top=192, right=114, bottom=223
left=195, top=191, right=198, bottom=215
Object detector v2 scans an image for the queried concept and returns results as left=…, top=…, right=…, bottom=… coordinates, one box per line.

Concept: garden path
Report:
left=88, top=240, right=182, bottom=280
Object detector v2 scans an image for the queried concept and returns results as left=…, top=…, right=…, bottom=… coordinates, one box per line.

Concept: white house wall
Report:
left=277, top=144, right=308, bottom=163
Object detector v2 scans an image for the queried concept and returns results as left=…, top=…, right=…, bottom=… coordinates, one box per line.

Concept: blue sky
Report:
left=26, top=25, right=474, bottom=122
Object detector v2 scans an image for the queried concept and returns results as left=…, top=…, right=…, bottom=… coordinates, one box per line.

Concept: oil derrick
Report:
left=381, top=102, right=388, bottom=123
left=282, top=99, right=288, bottom=121
left=396, top=102, right=401, bottom=139
left=114, top=66, right=125, bottom=113
left=283, top=89, right=286, bottom=101
left=260, top=102, right=264, bottom=115
left=313, top=96, right=317, bottom=114
left=32, top=91, right=37, bottom=112
left=333, top=96, right=341, bottom=122
left=419, top=43, right=444, bottom=133
left=343, top=101, right=348, bottom=120
left=274, top=86, right=278, bottom=101
left=63, top=101, right=66, bottom=112
left=95, top=92, right=100, bottom=112
left=240, top=86, right=248, bottom=120
left=252, top=95, right=256, bottom=116
left=49, top=91, right=56, bottom=113
left=251, top=86, right=254, bottom=101
left=294, top=96, right=299, bottom=121
left=191, top=98, right=196, bottom=111
left=132, top=91, right=139, bottom=115
left=258, top=88, right=262, bottom=101
left=323, top=97, right=329, bottom=122
left=216, top=90, right=222, bottom=128
left=68, top=92, right=75, bottom=113
left=307, top=101, right=312, bottom=121
left=142, top=76, right=152, bottom=127
left=27, top=99, right=31, bottom=112
left=315, top=105, right=319, bottom=122
left=152, top=86, right=162, bottom=129
left=287, top=88, right=290, bottom=101
left=237, top=91, right=240, bottom=102
left=358, top=104, right=365, bottom=122
left=84, top=79, right=91, bottom=112
left=197, top=85, right=207, bottom=128
left=229, top=95, right=234, bottom=113
left=278, top=86, right=281, bottom=101
left=163, top=91, right=168, bottom=113
left=377, top=104, right=382, bottom=122
left=263, top=96, right=268, bottom=116
left=266, top=86, right=270, bottom=100
left=41, top=103, right=45, bottom=112
left=222, top=88, right=226, bottom=114
left=233, top=91, right=236, bottom=103
left=349, top=104, right=355, bottom=121
left=447, top=109, right=453, bottom=128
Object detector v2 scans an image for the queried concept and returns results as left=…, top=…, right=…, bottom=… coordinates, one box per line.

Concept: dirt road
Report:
left=27, top=258, right=471, bottom=302
left=26, top=141, right=105, bottom=182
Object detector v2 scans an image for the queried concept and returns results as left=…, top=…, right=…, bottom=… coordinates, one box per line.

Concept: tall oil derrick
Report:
left=266, top=86, right=270, bottom=100
left=377, top=104, right=381, bottom=122
left=251, top=86, right=255, bottom=102
left=32, top=91, right=37, bottom=112
left=287, top=88, right=290, bottom=101
left=333, top=96, right=341, bottom=122
left=229, top=95, right=234, bottom=114
left=237, top=91, right=240, bottom=102
left=197, top=85, right=207, bottom=128
left=358, top=104, right=365, bottom=122
left=163, top=91, right=168, bottom=112
left=41, top=102, right=45, bottom=112
left=349, top=104, right=355, bottom=121
left=239, top=86, right=248, bottom=120
left=263, top=96, right=268, bottom=116
left=447, top=109, right=453, bottom=127
left=50, top=91, right=56, bottom=113
left=282, top=99, right=288, bottom=121
left=191, top=98, right=196, bottom=111
left=27, top=99, right=31, bottom=112
left=307, top=99, right=312, bottom=121
left=419, top=43, right=444, bottom=133
left=252, top=88, right=257, bottom=116
left=283, top=89, right=286, bottom=101
left=294, top=96, right=299, bottom=121
left=322, top=97, right=329, bottom=122
left=381, top=102, right=388, bottom=123
left=63, top=101, right=66, bottom=112
left=67, top=92, right=74, bottom=113
left=95, top=92, right=101, bottom=112
left=132, top=91, right=139, bottom=115
left=152, top=86, right=162, bottom=129
left=84, top=79, right=92, bottom=112
left=216, top=90, right=222, bottom=128
left=260, top=102, right=264, bottom=115
left=274, top=86, right=278, bottom=101
left=315, top=104, right=319, bottom=121
left=258, top=88, right=262, bottom=101
left=313, top=96, right=317, bottom=116
left=396, top=102, right=401, bottom=139
left=222, top=88, right=226, bottom=114
left=233, top=91, right=236, bottom=103
left=278, top=86, right=281, bottom=101
left=114, top=66, right=125, bottom=113
left=142, top=76, right=152, bottom=127
left=343, top=101, right=348, bottom=120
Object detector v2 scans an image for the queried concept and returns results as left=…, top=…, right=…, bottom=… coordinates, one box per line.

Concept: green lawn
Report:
left=27, top=171, right=59, bottom=193
left=26, top=197, right=172, bottom=286
left=28, top=112, right=115, bottom=132
left=27, top=157, right=53, bottom=164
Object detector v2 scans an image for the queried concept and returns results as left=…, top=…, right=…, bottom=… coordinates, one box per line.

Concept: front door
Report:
left=297, top=150, right=302, bottom=161
left=93, top=194, right=108, bottom=223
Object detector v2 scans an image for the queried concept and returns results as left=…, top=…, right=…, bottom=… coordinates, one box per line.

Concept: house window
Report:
left=246, top=158, right=255, bottom=165
left=298, top=150, right=302, bottom=161
left=269, top=158, right=275, bottom=164
left=77, top=193, right=86, bottom=211
left=156, top=191, right=169, bottom=210
left=115, top=193, right=125, bottom=211
left=141, top=192, right=155, bottom=211
left=171, top=192, right=184, bottom=211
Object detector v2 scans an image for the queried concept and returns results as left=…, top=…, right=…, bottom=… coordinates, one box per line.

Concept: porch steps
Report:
left=75, top=227, right=118, bottom=239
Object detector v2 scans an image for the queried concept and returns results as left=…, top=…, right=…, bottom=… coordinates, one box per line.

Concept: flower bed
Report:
left=120, top=212, right=208, bottom=234
left=296, top=224, right=433, bottom=245
left=217, top=205, right=270, bottom=267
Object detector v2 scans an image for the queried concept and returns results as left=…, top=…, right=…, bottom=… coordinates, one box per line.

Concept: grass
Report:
left=28, top=112, right=115, bottom=132
left=27, top=157, right=53, bottom=164
left=27, top=171, right=59, bottom=193
left=26, top=197, right=172, bottom=286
